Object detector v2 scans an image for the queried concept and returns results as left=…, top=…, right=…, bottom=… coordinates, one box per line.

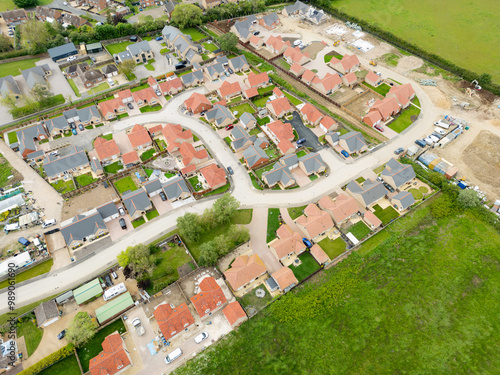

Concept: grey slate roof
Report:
left=240, top=112, right=256, bottom=127
left=16, top=124, right=48, bottom=157
left=90, top=157, right=102, bottom=173
left=44, top=115, right=70, bottom=133
left=115, top=51, right=132, bottom=62
left=261, top=13, right=279, bottom=27
left=192, top=62, right=202, bottom=71
left=48, top=42, right=77, bottom=59
left=0, top=75, right=21, bottom=97
left=26, top=150, right=45, bottom=160
left=127, top=41, right=152, bottom=56
left=63, top=108, right=78, bottom=122
left=243, top=145, right=268, bottom=168
left=216, top=56, right=229, bottom=65
left=162, top=176, right=190, bottom=200
left=298, top=152, right=325, bottom=174
left=254, top=138, right=268, bottom=149
left=246, top=14, right=257, bottom=23
left=204, top=62, right=225, bottom=77
left=185, top=48, right=200, bottom=64
left=122, top=189, right=151, bottom=216
left=381, top=158, right=416, bottom=188
left=284, top=0, right=309, bottom=14
left=61, top=211, right=107, bottom=246
left=392, top=191, right=415, bottom=210
left=340, top=131, right=366, bottom=153
left=96, top=201, right=118, bottom=220
left=43, top=145, right=89, bottom=178
left=81, top=69, right=104, bottom=82
left=174, top=35, right=194, bottom=54
left=77, top=105, right=100, bottom=123
left=325, top=131, right=339, bottom=144
left=347, top=178, right=388, bottom=206
left=229, top=55, right=248, bottom=70
left=206, top=104, right=235, bottom=127
left=263, top=163, right=294, bottom=186
left=22, top=65, right=50, bottom=89
left=102, top=64, right=118, bottom=75
left=280, top=154, right=299, bottom=168
left=162, top=25, right=185, bottom=44
left=34, top=300, right=59, bottom=326
left=164, top=0, right=177, bottom=13
left=230, top=125, right=256, bottom=150
left=143, top=178, right=162, bottom=196
left=233, top=19, right=252, bottom=39
left=181, top=69, right=204, bottom=86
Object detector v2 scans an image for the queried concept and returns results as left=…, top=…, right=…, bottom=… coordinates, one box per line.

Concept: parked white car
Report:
left=293, top=39, right=302, bottom=46
left=434, top=127, right=446, bottom=135
left=194, top=332, right=209, bottom=344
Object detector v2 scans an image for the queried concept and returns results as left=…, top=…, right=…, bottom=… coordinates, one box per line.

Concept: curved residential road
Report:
left=0, top=72, right=442, bottom=314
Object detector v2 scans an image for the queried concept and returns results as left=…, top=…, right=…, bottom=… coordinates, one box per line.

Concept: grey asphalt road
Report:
left=285, top=111, right=323, bottom=151
left=49, top=0, right=106, bottom=22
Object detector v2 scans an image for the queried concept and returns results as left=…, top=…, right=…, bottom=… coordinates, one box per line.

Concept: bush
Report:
left=138, top=279, right=151, bottom=290
left=18, top=344, right=75, bottom=375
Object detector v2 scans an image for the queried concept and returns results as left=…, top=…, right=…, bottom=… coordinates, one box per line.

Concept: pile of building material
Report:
left=420, top=79, right=437, bottom=86
left=326, top=24, right=347, bottom=35
left=345, top=21, right=362, bottom=31
left=418, top=152, right=458, bottom=179
left=351, top=39, right=374, bottom=53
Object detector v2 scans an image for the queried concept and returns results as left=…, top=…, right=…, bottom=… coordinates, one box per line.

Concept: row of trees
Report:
left=1, top=84, right=64, bottom=118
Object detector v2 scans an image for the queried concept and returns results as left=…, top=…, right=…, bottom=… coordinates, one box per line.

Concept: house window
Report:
left=171, top=330, right=176, bottom=335
left=216, top=301, right=221, bottom=306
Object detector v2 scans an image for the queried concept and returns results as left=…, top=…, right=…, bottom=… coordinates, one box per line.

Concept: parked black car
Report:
left=119, top=218, right=127, bottom=230
left=159, top=191, right=167, bottom=201
left=57, top=330, right=66, bottom=340
left=127, top=103, right=133, bottom=110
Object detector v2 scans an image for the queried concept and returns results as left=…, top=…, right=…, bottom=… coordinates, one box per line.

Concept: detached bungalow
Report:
left=328, top=54, right=360, bottom=74
left=224, top=254, right=267, bottom=291
left=268, top=224, right=306, bottom=262
left=190, top=277, right=227, bottom=319
left=346, top=179, right=388, bottom=209
left=184, top=92, right=212, bottom=114
left=295, top=203, right=334, bottom=241
left=387, top=83, right=415, bottom=108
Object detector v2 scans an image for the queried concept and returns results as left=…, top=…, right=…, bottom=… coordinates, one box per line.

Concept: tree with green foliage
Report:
left=117, top=243, right=154, bottom=278
left=0, top=34, right=12, bottom=53
left=30, top=84, right=53, bottom=106
left=478, top=73, right=492, bottom=85
left=177, top=212, right=204, bottom=242
left=13, top=0, right=37, bottom=7
left=20, top=20, right=51, bottom=54
left=217, top=32, right=238, bottom=52
left=171, top=4, right=202, bottom=29
left=118, top=59, right=137, bottom=80
left=457, top=189, right=480, bottom=208
left=66, top=312, right=98, bottom=347
left=212, top=193, right=240, bottom=224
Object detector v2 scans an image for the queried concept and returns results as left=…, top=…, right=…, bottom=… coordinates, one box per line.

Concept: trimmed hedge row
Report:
left=0, top=49, right=29, bottom=61
left=310, top=0, right=500, bottom=95
left=18, top=344, right=75, bottom=375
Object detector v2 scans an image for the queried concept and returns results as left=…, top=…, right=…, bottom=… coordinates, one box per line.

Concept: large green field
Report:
left=331, top=0, right=500, bottom=82
left=173, top=194, right=500, bottom=374
left=0, top=58, right=39, bottom=79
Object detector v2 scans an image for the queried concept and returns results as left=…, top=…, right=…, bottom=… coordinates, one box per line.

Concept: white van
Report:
left=164, top=348, right=182, bottom=364
left=107, top=78, right=115, bottom=86
left=42, top=219, right=57, bottom=229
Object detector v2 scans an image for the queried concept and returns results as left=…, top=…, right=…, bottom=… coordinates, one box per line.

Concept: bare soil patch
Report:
left=343, top=90, right=381, bottom=116
left=301, top=41, right=326, bottom=60
left=62, top=184, right=118, bottom=221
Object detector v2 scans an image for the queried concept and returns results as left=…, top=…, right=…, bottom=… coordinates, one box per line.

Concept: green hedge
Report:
left=0, top=49, right=29, bottom=61
left=310, top=0, right=500, bottom=95
left=18, top=344, right=75, bottom=375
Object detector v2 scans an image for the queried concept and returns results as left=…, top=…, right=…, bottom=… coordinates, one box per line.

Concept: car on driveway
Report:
left=156, top=36, right=163, bottom=41
left=78, top=124, right=84, bottom=131
left=69, top=122, right=76, bottom=129
left=119, top=218, right=127, bottom=230
left=118, top=206, right=126, bottom=216
left=159, top=191, right=167, bottom=201
left=225, top=71, right=230, bottom=77
left=383, top=182, right=395, bottom=193
left=227, top=68, right=234, bottom=74
left=394, top=147, right=405, bottom=155
left=294, top=39, right=302, bottom=46
left=194, top=332, right=209, bottom=344
left=302, top=238, right=313, bottom=248
left=225, top=124, right=234, bottom=131
left=374, top=124, right=384, bottom=132
left=57, top=330, right=66, bottom=340
left=71, top=128, right=77, bottom=135
left=127, top=103, right=133, bottom=110
left=253, top=31, right=260, bottom=36
left=341, top=150, right=349, bottom=158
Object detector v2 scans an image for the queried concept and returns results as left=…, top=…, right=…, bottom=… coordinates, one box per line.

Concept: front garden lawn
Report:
left=372, top=204, right=400, bottom=224
left=146, top=208, right=159, bottom=221
left=7, top=131, right=18, bottom=144
left=75, top=173, right=97, bottom=187
left=346, top=221, right=371, bottom=241
left=104, top=161, right=123, bottom=174
left=38, top=354, right=81, bottom=375
left=266, top=208, right=281, bottom=243
left=288, top=252, right=320, bottom=282
left=288, top=205, right=307, bottom=220
left=248, top=172, right=263, bottom=190
left=318, top=237, right=346, bottom=259
left=255, top=163, right=275, bottom=180
left=230, top=103, right=254, bottom=118
left=68, top=79, right=81, bottom=97
left=114, top=176, right=137, bottom=194
left=203, top=183, right=231, bottom=197
left=140, top=105, right=162, bottom=113
left=77, top=319, right=126, bottom=373
left=256, top=116, right=270, bottom=126
left=91, top=82, right=110, bottom=93
left=132, top=217, right=146, bottom=228
left=16, top=319, right=43, bottom=356
left=231, top=209, right=253, bottom=224
left=140, top=148, right=155, bottom=161
left=51, top=179, right=75, bottom=194
left=387, top=105, right=421, bottom=133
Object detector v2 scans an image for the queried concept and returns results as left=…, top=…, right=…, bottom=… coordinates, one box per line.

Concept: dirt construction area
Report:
left=62, top=184, right=118, bottom=221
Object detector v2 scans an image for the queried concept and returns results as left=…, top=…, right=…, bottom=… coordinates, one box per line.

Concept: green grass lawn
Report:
left=17, top=319, right=43, bottom=356
left=372, top=204, right=400, bottom=224
left=103, top=161, right=123, bottom=174
left=131, top=83, right=149, bottom=92
left=90, top=82, right=110, bottom=94
left=255, top=163, right=275, bottom=181
left=288, top=252, right=320, bottom=282
left=237, top=284, right=273, bottom=312
left=252, top=94, right=272, bottom=108
left=231, top=209, right=253, bottom=224
left=173, top=194, right=500, bottom=375
left=144, top=168, right=154, bottom=177
left=75, top=173, right=97, bottom=188
left=140, top=105, right=162, bottom=113
left=188, top=175, right=203, bottom=192
left=67, top=79, right=81, bottom=97
left=288, top=205, right=307, bottom=220
left=203, top=42, right=218, bottom=52
left=412, top=96, right=421, bottom=107
left=363, top=82, right=391, bottom=96
left=256, top=116, right=270, bottom=126
left=38, top=354, right=80, bottom=375
left=117, top=113, right=129, bottom=120
left=105, top=41, right=133, bottom=55
left=0, top=259, right=53, bottom=290
left=387, top=105, right=421, bottom=133
left=144, top=60, right=155, bottom=71
left=114, top=176, right=137, bottom=194
left=346, top=221, right=371, bottom=241
left=264, top=147, right=279, bottom=159
left=355, top=176, right=366, bottom=184
left=334, top=0, right=500, bottom=83
left=51, top=179, right=75, bottom=194
left=77, top=319, right=126, bottom=373
left=181, top=28, right=206, bottom=41
left=318, top=237, right=347, bottom=260
left=230, top=103, right=254, bottom=118
left=419, top=186, right=429, bottom=193
left=146, top=208, right=159, bottom=220
left=165, top=171, right=177, bottom=178
left=224, top=136, right=232, bottom=147
left=101, top=134, right=113, bottom=141
left=155, top=139, right=167, bottom=151
left=160, top=47, right=170, bottom=54
left=409, top=188, right=423, bottom=200
left=248, top=172, right=264, bottom=190
left=0, top=58, right=39, bottom=78
left=7, top=131, right=18, bottom=144
left=203, top=183, right=231, bottom=197
left=266, top=208, right=281, bottom=243
left=132, top=217, right=146, bottom=228
left=140, top=148, right=155, bottom=161
left=296, top=150, right=307, bottom=158
left=309, top=174, right=319, bottom=181
left=277, top=59, right=291, bottom=71
left=284, top=92, right=302, bottom=106
left=0, top=157, right=16, bottom=188
left=383, top=53, right=400, bottom=67
left=257, top=85, right=275, bottom=95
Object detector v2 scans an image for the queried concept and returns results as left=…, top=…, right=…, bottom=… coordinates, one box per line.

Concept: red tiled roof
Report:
left=122, top=150, right=139, bottom=165
left=273, top=87, right=284, bottom=98
left=154, top=303, right=195, bottom=341
left=249, top=35, right=261, bottom=45
left=310, top=244, right=329, bottom=264
left=245, top=87, right=258, bottom=98
left=184, top=92, right=212, bottom=113
left=200, top=163, right=226, bottom=189
left=117, top=89, right=132, bottom=102
left=265, top=35, right=290, bottom=52
left=94, top=138, right=120, bottom=160
left=267, top=120, right=294, bottom=142
left=223, top=301, right=247, bottom=326
left=283, top=46, right=309, bottom=64
left=277, top=139, right=295, bottom=154
left=147, top=76, right=157, bottom=87
left=388, top=83, right=415, bottom=107
left=148, top=124, right=163, bottom=135
left=159, top=77, right=183, bottom=94
left=370, top=97, right=400, bottom=119
left=181, top=164, right=197, bottom=175
left=89, top=333, right=131, bottom=375
left=190, top=277, right=227, bottom=318
left=267, top=96, right=292, bottom=117
left=271, top=267, right=298, bottom=291
left=248, top=72, right=269, bottom=88
left=320, top=116, right=336, bottom=131
left=127, top=124, right=152, bottom=149
left=179, top=142, right=208, bottom=165
left=301, top=69, right=317, bottom=83
left=132, top=87, right=159, bottom=104
left=332, top=54, right=360, bottom=71
left=98, top=98, right=124, bottom=116
left=218, top=81, right=242, bottom=98
left=364, top=71, right=380, bottom=84
left=363, top=111, right=382, bottom=126
left=364, top=210, right=382, bottom=228
left=318, top=194, right=359, bottom=223
left=223, top=254, right=267, bottom=290
left=162, top=123, right=192, bottom=152
left=296, top=203, right=334, bottom=238
left=300, top=103, right=323, bottom=124
left=290, top=63, right=304, bottom=74
left=271, top=224, right=305, bottom=259
left=214, top=99, right=227, bottom=106
left=316, top=72, right=342, bottom=91
left=343, top=72, right=357, bottom=83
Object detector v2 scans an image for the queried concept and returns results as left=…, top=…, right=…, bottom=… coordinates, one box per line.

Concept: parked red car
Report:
left=374, top=124, right=384, bottom=132
left=225, top=125, right=234, bottom=131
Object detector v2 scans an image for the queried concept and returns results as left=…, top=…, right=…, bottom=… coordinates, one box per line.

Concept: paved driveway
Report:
left=151, top=194, right=173, bottom=215
left=106, top=214, right=134, bottom=241
left=285, top=111, right=323, bottom=151
left=39, top=58, right=78, bottom=101
left=135, top=40, right=175, bottom=80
